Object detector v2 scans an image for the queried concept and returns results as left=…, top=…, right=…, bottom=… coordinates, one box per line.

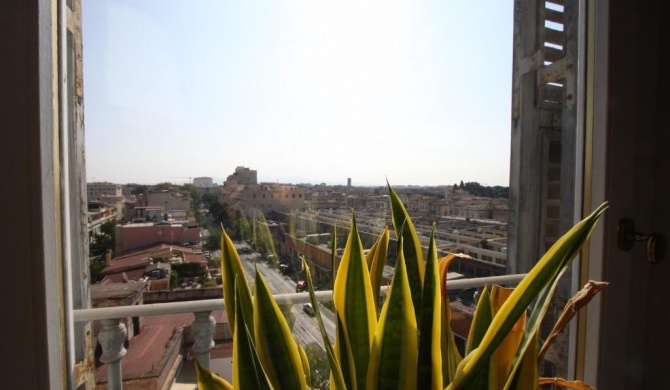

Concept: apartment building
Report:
left=224, top=166, right=257, bottom=185
left=87, top=181, right=122, bottom=201
left=146, top=190, right=191, bottom=212
left=192, top=176, right=213, bottom=188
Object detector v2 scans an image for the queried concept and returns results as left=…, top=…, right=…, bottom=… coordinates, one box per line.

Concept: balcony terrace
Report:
left=74, top=273, right=526, bottom=389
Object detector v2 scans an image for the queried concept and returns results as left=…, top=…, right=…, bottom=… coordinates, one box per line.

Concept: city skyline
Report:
left=88, top=171, right=510, bottom=189
left=83, top=0, right=514, bottom=187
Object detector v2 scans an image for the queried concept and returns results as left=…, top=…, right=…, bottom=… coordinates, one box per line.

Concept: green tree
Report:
left=172, top=262, right=204, bottom=277
left=170, top=270, right=179, bottom=289
left=154, top=182, right=173, bottom=191
left=204, top=226, right=222, bottom=251
left=180, top=183, right=202, bottom=207
left=202, top=279, right=218, bottom=288
left=201, top=192, right=218, bottom=208
left=209, top=201, right=232, bottom=228
left=90, top=258, right=105, bottom=283
left=238, top=212, right=252, bottom=242
left=131, top=184, right=149, bottom=197
left=90, top=220, right=116, bottom=256
left=207, top=257, right=219, bottom=268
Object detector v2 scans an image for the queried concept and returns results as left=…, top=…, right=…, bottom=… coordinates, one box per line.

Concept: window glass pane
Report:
left=78, top=0, right=581, bottom=385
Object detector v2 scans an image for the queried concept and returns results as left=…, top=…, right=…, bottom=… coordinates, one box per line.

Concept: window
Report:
left=65, top=1, right=604, bottom=386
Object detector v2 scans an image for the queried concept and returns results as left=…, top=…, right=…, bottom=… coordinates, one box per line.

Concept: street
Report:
left=238, top=253, right=337, bottom=352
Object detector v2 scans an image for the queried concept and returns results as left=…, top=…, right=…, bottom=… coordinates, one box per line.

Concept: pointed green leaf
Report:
left=388, top=184, right=425, bottom=322
left=503, top=211, right=607, bottom=390
left=508, top=333, right=538, bottom=390
left=502, top=277, right=560, bottom=390
left=333, top=214, right=376, bottom=390
left=438, top=254, right=464, bottom=385
left=220, top=228, right=254, bottom=337
left=442, top=294, right=467, bottom=387
left=331, top=225, right=337, bottom=291
left=366, top=243, right=418, bottom=390
left=297, top=343, right=311, bottom=388
left=303, top=259, right=347, bottom=390
left=335, top=311, right=357, bottom=390
left=447, top=202, right=608, bottom=390
left=232, top=280, right=273, bottom=390
left=466, top=286, right=492, bottom=355
left=195, top=358, right=233, bottom=390
left=489, top=286, right=525, bottom=390
left=417, top=226, right=443, bottom=390
left=253, top=268, right=308, bottom=390
left=366, top=227, right=390, bottom=313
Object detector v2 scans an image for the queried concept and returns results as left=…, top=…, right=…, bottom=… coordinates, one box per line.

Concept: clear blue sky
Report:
left=83, top=0, right=513, bottom=187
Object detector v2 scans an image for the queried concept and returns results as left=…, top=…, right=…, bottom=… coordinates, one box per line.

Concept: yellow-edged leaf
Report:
left=331, top=225, right=337, bottom=291
left=303, top=260, right=347, bottom=390
left=417, top=226, right=443, bottom=390
left=366, top=227, right=390, bottom=313
left=195, top=358, right=233, bottom=390
left=442, top=294, right=465, bottom=387
left=466, top=286, right=492, bottom=356
left=388, top=184, right=425, bottom=322
left=334, top=312, right=357, bottom=390
left=253, top=268, right=308, bottom=390
left=509, top=333, right=538, bottom=390
left=366, top=241, right=418, bottom=390
left=220, top=227, right=254, bottom=337
left=332, top=214, right=376, bottom=390
left=438, top=254, right=464, bottom=384
left=488, top=286, right=525, bottom=390
left=297, top=343, right=311, bottom=387
left=232, top=278, right=273, bottom=390
left=448, top=202, right=608, bottom=390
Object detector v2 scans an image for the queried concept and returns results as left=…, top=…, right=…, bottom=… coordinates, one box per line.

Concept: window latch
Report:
left=617, top=218, right=665, bottom=264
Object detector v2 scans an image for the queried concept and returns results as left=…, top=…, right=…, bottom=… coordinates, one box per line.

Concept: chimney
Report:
left=105, top=249, right=112, bottom=266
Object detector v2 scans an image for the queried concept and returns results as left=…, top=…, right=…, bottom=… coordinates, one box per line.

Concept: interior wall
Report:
left=643, top=0, right=670, bottom=385
left=597, top=0, right=669, bottom=388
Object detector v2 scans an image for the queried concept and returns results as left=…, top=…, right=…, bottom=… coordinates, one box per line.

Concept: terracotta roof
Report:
left=183, top=253, right=206, bottom=263
left=101, top=269, right=147, bottom=283
left=91, top=280, right=147, bottom=301
left=95, top=311, right=228, bottom=385
left=103, top=244, right=196, bottom=275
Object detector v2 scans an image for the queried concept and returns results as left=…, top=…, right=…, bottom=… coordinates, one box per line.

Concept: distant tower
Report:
left=347, top=178, right=351, bottom=188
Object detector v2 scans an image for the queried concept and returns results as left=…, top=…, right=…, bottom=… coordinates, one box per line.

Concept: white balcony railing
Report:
left=73, top=273, right=526, bottom=390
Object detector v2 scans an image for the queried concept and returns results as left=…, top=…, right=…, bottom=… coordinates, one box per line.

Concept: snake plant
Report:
left=196, top=185, right=607, bottom=389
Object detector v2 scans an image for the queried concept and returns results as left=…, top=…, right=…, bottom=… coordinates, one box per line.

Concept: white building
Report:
left=87, top=182, right=122, bottom=201
left=192, top=176, right=213, bottom=188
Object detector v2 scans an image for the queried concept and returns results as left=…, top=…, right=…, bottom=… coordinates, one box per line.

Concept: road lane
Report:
left=238, top=253, right=336, bottom=351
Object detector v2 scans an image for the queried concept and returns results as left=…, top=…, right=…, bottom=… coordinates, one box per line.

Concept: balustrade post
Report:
left=98, top=318, right=127, bottom=390
left=192, top=311, right=216, bottom=368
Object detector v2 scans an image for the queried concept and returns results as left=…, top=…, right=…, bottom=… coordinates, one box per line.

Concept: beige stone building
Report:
left=225, top=166, right=257, bottom=185
left=147, top=191, right=191, bottom=212
left=222, top=182, right=306, bottom=215
left=87, top=182, right=122, bottom=201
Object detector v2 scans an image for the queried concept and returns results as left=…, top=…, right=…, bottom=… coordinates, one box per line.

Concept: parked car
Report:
left=296, top=280, right=306, bottom=293
left=302, top=303, right=315, bottom=317
left=279, top=262, right=292, bottom=274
